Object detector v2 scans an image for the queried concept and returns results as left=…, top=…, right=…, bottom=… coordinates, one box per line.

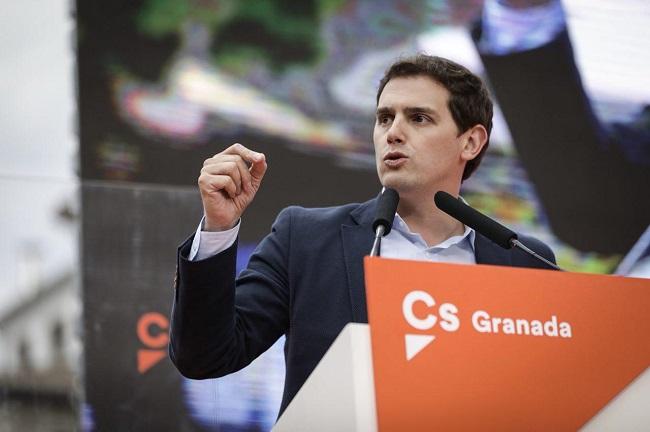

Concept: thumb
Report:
left=249, top=154, right=267, bottom=186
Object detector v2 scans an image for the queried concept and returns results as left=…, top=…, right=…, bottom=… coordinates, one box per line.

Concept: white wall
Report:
left=0, top=275, right=81, bottom=374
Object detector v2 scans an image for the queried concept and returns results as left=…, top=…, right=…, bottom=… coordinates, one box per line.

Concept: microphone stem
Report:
left=511, top=239, right=563, bottom=271
left=370, top=226, right=386, bottom=257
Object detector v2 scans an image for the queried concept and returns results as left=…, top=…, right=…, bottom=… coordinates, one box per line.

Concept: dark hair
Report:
left=376, top=55, right=493, bottom=181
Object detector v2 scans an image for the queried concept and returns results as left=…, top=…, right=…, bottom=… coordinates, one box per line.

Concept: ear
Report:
left=460, top=124, right=488, bottom=162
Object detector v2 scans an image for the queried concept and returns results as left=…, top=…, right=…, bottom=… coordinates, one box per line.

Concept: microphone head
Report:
left=372, top=188, right=400, bottom=235
left=434, top=191, right=517, bottom=249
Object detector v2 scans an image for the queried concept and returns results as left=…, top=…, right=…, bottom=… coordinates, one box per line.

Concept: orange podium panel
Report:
left=364, top=257, right=650, bottom=431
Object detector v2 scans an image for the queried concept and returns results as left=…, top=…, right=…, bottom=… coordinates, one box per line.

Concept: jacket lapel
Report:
left=341, top=199, right=376, bottom=323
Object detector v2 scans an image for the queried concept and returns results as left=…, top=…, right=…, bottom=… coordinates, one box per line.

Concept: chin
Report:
left=380, top=175, right=412, bottom=194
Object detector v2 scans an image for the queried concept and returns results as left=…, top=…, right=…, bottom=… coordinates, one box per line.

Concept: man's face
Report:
left=373, top=76, right=468, bottom=198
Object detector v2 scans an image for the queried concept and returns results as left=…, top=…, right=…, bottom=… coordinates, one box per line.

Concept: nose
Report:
left=386, top=116, right=405, bottom=145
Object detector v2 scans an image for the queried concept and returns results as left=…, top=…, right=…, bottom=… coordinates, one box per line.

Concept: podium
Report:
left=274, top=258, right=650, bottom=431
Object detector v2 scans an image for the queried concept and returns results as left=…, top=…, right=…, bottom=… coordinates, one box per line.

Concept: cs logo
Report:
left=137, top=312, right=169, bottom=373
left=402, top=291, right=459, bottom=361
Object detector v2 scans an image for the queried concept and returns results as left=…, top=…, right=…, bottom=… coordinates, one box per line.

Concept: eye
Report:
left=412, top=113, right=429, bottom=123
left=377, top=115, right=392, bottom=125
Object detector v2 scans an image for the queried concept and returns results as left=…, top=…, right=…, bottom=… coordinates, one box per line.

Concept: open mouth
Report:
left=384, top=151, right=408, bottom=167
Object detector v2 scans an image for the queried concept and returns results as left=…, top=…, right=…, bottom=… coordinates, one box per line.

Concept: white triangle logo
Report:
left=405, top=334, right=435, bottom=361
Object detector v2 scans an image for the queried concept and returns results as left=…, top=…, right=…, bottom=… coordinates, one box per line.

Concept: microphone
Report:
left=434, top=191, right=561, bottom=270
left=434, top=191, right=516, bottom=249
left=370, top=188, right=399, bottom=257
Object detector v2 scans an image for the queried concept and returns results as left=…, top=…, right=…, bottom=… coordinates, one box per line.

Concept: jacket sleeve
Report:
left=169, top=208, right=292, bottom=379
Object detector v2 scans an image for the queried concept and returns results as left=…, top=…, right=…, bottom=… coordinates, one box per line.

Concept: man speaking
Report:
left=169, top=54, right=555, bottom=416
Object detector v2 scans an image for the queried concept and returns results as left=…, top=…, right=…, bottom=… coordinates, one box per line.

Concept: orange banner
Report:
left=364, top=257, right=650, bottom=431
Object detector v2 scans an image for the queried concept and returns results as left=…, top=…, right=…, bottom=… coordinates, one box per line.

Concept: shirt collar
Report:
left=391, top=212, right=476, bottom=252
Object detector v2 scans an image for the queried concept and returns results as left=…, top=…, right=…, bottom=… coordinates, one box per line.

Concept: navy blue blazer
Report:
left=169, top=198, right=555, bottom=416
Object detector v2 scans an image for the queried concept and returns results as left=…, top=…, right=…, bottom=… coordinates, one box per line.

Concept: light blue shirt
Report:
left=380, top=213, right=475, bottom=264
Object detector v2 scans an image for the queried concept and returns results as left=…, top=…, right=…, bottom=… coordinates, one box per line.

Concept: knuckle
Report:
left=199, top=167, right=213, bottom=179
left=226, top=161, right=240, bottom=175
left=237, top=156, right=249, bottom=167
left=221, top=161, right=233, bottom=173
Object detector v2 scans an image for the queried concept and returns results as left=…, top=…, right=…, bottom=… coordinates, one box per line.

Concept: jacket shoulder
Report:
left=275, top=200, right=373, bottom=228
left=514, top=234, right=557, bottom=269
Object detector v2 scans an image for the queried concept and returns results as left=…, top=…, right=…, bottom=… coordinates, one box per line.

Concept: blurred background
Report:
left=1, top=0, right=648, bottom=430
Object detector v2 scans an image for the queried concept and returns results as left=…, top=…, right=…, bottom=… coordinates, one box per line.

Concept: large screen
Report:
left=76, top=1, right=650, bottom=430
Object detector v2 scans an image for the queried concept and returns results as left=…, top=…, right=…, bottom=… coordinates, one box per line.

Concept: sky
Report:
left=0, top=0, right=77, bottom=313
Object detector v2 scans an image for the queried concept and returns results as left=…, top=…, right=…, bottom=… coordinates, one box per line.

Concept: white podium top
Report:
left=273, top=323, right=377, bottom=432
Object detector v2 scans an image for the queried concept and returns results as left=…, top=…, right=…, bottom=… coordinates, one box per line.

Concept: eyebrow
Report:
left=375, top=106, right=440, bottom=121
left=375, top=107, right=393, bottom=117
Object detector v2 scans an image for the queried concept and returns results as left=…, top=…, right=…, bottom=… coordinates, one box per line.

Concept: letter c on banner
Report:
left=137, top=312, right=169, bottom=349
left=403, top=290, right=437, bottom=330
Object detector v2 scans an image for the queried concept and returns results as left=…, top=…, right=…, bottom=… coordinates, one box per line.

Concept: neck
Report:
left=396, top=189, right=465, bottom=247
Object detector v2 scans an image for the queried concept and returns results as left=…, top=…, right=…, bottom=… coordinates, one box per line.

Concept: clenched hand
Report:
left=198, top=143, right=267, bottom=231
